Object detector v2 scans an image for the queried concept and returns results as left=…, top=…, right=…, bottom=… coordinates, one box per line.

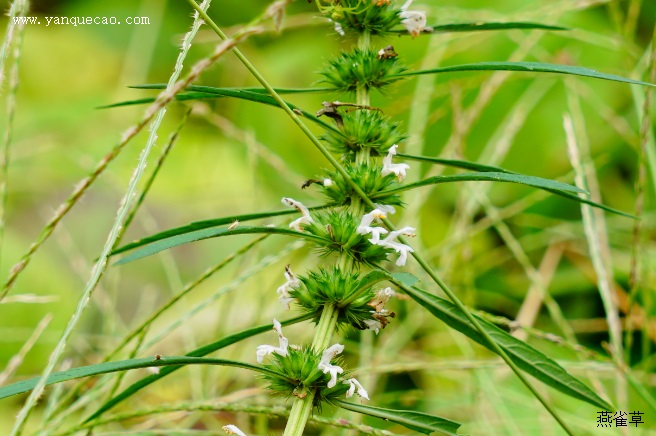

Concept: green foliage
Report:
left=319, top=48, right=407, bottom=93
left=262, top=347, right=350, bottom=405
left=319, top=162, right=403, bottom=207
left=321, top=109, right=407, bottom=157
left=291, top=267, right=385, bottom=330
left=325, top=0, right=402, bottom=36
left=304, top=209, right=390, bottom=266
left=336, top=400, right=462, bottom=435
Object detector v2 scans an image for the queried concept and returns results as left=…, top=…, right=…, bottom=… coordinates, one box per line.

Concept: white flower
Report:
left=344, top=377, right=370, bottom=400
left=318, top=343, right=345, bottom=388
left=356, top=209, right=389, bottom=243
left=381, top=144, right=411, bottom=181
left=256, top=319, right=289, bottom=363
left=333, top=20, right=345, bottom=36
left=378, top=227, right=416, bottom=266
left=223, top=425, right=247, bottom=436
left=374, top=203, right=396, bottom=215
left=369, top=287, right=396, bottom=313
left=363, top=319, right=383, bottom=334
left=399, top=0, right=430, bottom=38
left=282, top=197, right=314, bottom=231
left=323, top=178, right=334, bottom=187
left=276, top=265, right=300, bottom=309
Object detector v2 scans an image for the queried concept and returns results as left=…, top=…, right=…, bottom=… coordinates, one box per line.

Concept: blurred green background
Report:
left=0, top=0, right=655, bottom=433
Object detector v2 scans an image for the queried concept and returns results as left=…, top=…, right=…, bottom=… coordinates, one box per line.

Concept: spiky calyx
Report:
left=320, top=163, right=403, bottom=207
left=319, top=48, right=407, bottom=93
left=321, top=109, right=407, bottom=158
left=304, top=209, right=390, bottom=266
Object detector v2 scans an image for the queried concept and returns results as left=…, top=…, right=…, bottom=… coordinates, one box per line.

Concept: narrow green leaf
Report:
left=388, top=277, right=613, bottom=411
left=100, top=85, right=341, bottom=134
left=115, top=226, right=328, bottom=266
left=85, top=314, right=313, bottom=422
left=392, top=22, right=567, bottom=34
left=336, top=400, right=461, bottom=435
left=396, top=154, right=635, bottom=218
left=375, top=171, right=586, bottom=197
left=397, top=153, right=507, bottom=173
left=399, top=62, right=656, bottom=87
left=0, top=357, right=285, bottom=401
left=131, top=84, right=333, bottom=94
left=111, top=204, right=334, bottom=257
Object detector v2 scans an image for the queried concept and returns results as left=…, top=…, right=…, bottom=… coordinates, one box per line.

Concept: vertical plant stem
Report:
left=185, top=4, right=575, bottom=434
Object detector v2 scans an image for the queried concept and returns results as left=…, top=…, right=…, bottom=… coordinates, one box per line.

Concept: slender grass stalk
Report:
left=0, top=314, right=52, bottom=386
left=0, top=0, right=27, bottom=272
left=626, top=28, right=655, bottom=363
left=184, top=3, right=575, bottom=434
left=9, top=28, right=254, bottom=435
left=0, top=0, right=28, bottom=91
left=56, top=401, right=395, bottom=436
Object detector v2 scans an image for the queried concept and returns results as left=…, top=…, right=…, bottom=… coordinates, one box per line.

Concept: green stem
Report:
left=184, top=2, right=574, bottom=435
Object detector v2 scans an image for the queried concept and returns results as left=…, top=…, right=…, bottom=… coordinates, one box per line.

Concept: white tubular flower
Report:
left=318, top=343, right=345, bottom=388
left=333, top=20, right=345, bottom=36
left=256, top=319, right=289, bottom=363
left=223, top=425, right=247, bottom=436
left=378, top=227, right=416, bottom=266
left=381, top=144, right=411, bottom=181
left=344, top=378, right=370, bottom=400
left=369, top=287, right=396, bottom=313
left=399, top=0, right=430, bottom=38
left=276, top=265, right=300, bottom=309
left=323, top=178, right=334, bottom=187
left=282, top=197, right=314, bottom=231
left=357, top=209, right=389, bottom=243
left=363, top=319, right=383, bottom=334
left=374, top=203, right=396, bottom=215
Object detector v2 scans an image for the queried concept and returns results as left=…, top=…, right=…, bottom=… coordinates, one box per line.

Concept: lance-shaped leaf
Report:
left=392, top=21, right=567, bottom=34
left=114, top=226, right=329, bottom=265
left=336, top=400, right=461, bottom=435
left=374, top=171, right=585, bottom=197
left=111, top=204, right=334, bottom=257
left=396, top=153, right=634, bottom=218
left=0, top=356, right=287, bottom=401
left=100, top=85, right=341, bottom=135
left=389, top=274, right=613, bottom=411
left=85, top=314, right=313, bottom=422
left=397, top=62, right=656, bottom=87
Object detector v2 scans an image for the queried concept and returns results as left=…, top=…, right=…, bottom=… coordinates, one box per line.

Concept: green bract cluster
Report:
left=321, top=109, right=407, bottom=158
left=262, top=347, right=350, bottom=405
left=320, top=163, right=403, bottom=207
left=329, top=0, right=402, bottom=36
left=319, top=48, right=407, bottom=93
left=305, top=210, right=390, bottom=265
left=291, top=267, right=380, bottom=329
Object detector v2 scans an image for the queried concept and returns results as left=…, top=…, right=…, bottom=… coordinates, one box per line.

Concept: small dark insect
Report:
left=377, top=45, right=398, bottom=60
left=301, top=179, right=322, bottom=189
left=155, top=354, right=162, bottom=360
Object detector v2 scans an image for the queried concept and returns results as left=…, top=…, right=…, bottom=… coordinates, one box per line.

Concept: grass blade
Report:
left=0, top=356, right=286, bottom=400
left=111, top=204, right=333, bottom=256
left=100, top=86, right=341, bottom=134
left=114, top=225, right=328, bottom=265
left=391, top=21, right=567, bottom=34
left=376, top=171, right=585, bottom=196
left=397, top=153, right=634, bottom=217
left=389, top=274, right=613, bottom=412
left=399, top=62, right=656, bottom=87
left=84, top=314, right=313, bottom=423
left=336, top=400, right=461, bottom=435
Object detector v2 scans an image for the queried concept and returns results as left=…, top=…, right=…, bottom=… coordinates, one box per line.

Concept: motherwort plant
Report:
left=1, top=0, right=654, bottom=435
